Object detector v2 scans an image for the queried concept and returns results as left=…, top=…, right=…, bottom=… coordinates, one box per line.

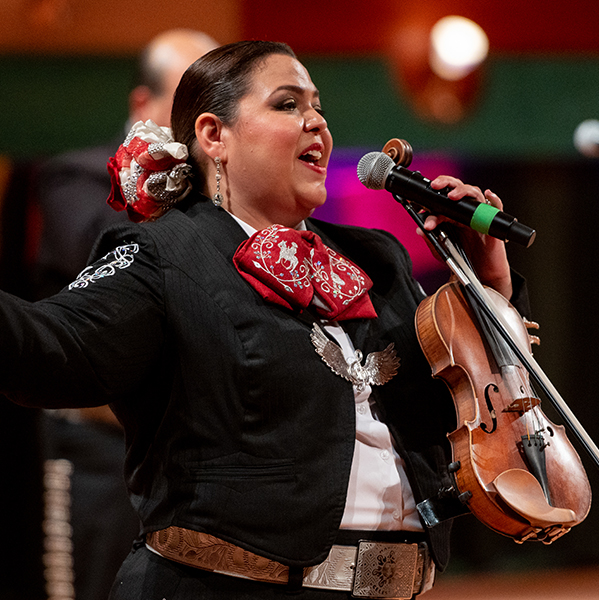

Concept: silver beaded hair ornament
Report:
left=107, top=119, right=193, bottom=223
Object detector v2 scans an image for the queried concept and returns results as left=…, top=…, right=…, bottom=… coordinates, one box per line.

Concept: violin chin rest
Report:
left=493, top=468, right=577, bottom=528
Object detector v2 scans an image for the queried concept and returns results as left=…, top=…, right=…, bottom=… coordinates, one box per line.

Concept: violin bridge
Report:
left=504, top=396, right=541, bottom=413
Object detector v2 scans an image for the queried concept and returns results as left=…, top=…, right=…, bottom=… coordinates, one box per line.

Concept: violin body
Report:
left=416, top=282, right=591, bottom=543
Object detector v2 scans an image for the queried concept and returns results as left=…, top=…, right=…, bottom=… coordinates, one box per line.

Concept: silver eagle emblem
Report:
left=310, top=323, right=400, bottom=391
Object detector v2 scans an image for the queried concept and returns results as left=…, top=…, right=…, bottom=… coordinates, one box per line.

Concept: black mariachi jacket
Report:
left=0, top=197, right=529, bottom=572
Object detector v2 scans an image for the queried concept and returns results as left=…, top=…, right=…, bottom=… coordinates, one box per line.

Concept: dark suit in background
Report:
left=34, top=141, right=126, bottom=297
left=3, top=29, right=219, bottom=600
left=29, top=28, right=219, bottom=599
left=33, top=141, right=139, bottom=600
left=32, top=141, right=140, bottom=600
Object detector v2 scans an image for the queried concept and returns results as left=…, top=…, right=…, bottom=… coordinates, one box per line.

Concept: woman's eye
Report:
left=276, top=99, right=297, bottom=111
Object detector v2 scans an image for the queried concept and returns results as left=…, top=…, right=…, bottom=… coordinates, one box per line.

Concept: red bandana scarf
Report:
left=233, top=225, right=377, bottom=321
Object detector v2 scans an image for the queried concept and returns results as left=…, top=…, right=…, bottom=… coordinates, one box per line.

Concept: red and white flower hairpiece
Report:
left=107, top=119, right=192, bottom=223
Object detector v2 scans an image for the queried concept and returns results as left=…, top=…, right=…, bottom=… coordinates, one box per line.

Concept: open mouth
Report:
left=298, top=149, right=323, bottom=165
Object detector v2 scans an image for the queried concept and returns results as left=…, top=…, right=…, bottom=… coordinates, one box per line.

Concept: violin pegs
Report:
left=448, top=461, right=461, bottom=473
left=523, top=318, right=540, bottom=346
left=458, top=491, right=473, bottom=504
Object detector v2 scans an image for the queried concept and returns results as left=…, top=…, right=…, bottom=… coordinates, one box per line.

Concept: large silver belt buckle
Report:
left=352, top=541, right=418, bottom=599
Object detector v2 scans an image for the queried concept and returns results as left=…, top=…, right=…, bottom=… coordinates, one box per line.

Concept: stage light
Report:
left=387, top=13, right=489, bottom=123
left=430, top=16, right=489, bottom=81
left=574, top=119, right=599, bottom=157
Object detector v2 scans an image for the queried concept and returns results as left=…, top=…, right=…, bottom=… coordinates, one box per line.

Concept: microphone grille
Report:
left=357, top=152, right=394, bottom=190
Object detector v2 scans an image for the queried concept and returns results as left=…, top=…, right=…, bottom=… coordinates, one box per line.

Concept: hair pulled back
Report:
left=171, top=40, right=297, bottom=192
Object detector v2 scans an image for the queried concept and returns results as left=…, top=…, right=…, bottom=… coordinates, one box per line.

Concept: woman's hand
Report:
left=417, top=176, right=513, bottom=301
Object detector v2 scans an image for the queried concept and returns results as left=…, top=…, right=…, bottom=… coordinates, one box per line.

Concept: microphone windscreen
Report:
left=357, top=152, right=394, bottom=190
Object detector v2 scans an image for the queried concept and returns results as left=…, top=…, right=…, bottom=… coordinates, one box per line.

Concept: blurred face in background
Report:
left=129, top=30, right=218, bottom=127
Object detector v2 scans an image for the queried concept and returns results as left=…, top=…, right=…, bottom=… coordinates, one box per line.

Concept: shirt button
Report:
left=393, top=510, right=401, bottom=521
left=357, top=405, right=367, bottom=414
left=380, top=450, right=390, bottom=460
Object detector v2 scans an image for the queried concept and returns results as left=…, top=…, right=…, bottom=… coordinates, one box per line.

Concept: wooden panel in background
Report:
left=242, top=0, right=599, bottom=55
left=0, top=0, right=241, bottom=54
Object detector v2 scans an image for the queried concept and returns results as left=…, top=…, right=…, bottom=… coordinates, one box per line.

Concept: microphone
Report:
left=357, top=151, right=536, bottom=248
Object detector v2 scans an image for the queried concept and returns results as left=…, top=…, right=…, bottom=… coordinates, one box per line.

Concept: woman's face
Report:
left=219, top=53, right=333, bottom=229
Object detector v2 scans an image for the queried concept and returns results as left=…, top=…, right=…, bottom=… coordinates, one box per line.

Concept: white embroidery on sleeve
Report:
left=68, top=243, right=140, bottom=290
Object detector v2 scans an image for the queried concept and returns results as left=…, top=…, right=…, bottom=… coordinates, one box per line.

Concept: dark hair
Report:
left=171, top=40, right=297, bottom=191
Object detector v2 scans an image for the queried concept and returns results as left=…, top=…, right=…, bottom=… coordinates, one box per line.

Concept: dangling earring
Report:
left=212, top=157, right=223, bottom=207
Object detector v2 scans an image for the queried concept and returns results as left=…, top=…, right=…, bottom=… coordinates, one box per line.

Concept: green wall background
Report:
left=1, top=53, right=599, bottom=159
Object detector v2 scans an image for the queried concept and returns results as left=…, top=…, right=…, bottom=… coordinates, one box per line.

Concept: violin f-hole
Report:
left=480, top=383, right=498, bottom=434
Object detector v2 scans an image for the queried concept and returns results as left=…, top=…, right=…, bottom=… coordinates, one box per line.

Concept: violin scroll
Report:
left=382, top=138, right=413, bottom=167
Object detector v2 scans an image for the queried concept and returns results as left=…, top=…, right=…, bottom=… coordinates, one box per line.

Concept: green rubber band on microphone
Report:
left=470, top=203, right=500, bottom=235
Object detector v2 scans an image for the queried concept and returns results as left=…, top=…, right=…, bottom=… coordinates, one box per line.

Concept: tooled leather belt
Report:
left=146, top=526, right=432, bottom=599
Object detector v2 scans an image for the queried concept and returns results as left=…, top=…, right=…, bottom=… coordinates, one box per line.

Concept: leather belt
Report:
left=146, top=526, right=431, bottom=599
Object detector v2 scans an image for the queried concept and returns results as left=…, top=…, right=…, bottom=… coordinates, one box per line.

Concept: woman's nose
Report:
left=305, top=108, right=327, bottom=132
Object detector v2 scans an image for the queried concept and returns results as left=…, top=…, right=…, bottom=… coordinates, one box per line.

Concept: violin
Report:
left=416, top=280, right=591, bottom=543
left=365, top=139, right=596, bottom=543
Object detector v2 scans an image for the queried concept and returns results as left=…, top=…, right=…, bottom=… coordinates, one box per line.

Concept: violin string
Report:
left=443, top=230, right=548, bottom=453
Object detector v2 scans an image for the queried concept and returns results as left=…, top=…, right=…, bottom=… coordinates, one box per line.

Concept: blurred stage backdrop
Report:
left=1, top=0, right=599, bottom=597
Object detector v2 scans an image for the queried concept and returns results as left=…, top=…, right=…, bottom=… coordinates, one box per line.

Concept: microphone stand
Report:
left=394, top=192, right=599, bottom=471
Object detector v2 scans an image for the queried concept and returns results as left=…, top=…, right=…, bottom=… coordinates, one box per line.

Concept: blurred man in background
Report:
left=35, top=28, right=218, bottom=600
left=35, top=28, right=218, bottom=297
